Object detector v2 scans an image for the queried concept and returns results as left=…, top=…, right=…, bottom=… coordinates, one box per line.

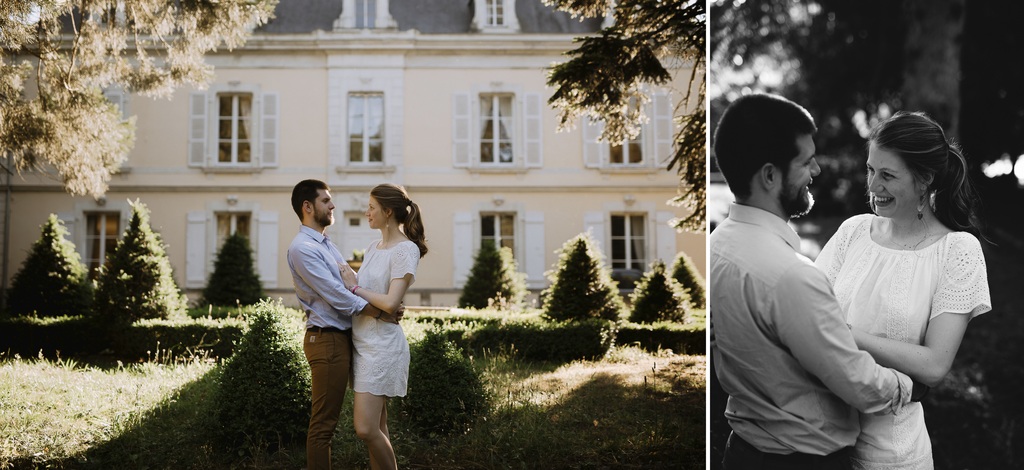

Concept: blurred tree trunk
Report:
left=900, top=0, right=965, bottom=135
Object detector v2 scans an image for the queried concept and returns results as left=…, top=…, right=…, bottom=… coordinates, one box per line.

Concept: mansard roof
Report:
left=256, top=0, right=603, bottom=34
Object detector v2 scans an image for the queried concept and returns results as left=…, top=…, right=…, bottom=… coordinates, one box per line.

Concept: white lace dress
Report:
left=352, top=239, right=419, bottom=397
left=814, top=214, right=991, bottom=470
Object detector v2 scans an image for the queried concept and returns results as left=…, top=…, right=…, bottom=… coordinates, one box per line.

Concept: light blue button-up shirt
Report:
left=287, top=225, right=368, bottom=330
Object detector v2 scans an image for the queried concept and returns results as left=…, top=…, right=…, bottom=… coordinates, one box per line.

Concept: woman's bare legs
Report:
left=353, top=392, right=396, bottom=470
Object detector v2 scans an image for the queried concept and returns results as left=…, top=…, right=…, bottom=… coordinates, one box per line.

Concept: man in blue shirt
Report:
left=287, top=179, right=401, bottom=470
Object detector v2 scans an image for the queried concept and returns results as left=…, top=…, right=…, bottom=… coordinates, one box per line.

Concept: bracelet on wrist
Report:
left=351, top=285, right=359, bottom=294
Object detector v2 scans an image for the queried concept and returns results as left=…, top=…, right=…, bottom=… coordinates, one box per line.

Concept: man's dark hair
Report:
left=713, top=93, right=817, bottom=198
left=291, top=179, right=329, bottom=220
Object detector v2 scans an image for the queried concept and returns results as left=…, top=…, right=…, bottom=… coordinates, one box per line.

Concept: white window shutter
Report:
left=524, top=211, right=545, bottom=288
left=583, top=211, right=606, bottom=254
left=652, top=92, right=674, bottom=168
left=453, top=211, right=473, bottom=287
left=185, top=211, right=208, bottom=288
left=188, top=92, right=208, bottom=167
left=256, top=211, right=279, bottom=288
left=452, top=93, right=472, bottom=168
left=655, top=211, right=677, bottom=264
left=261, top=92, right=280, bottom=168
left=582, top=117, right=606, bottom=168
left=523, top=93, right=543, bottom=168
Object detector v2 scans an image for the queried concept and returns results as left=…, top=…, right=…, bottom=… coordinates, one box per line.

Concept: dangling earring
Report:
left=917, top=192, right=926, bottom=220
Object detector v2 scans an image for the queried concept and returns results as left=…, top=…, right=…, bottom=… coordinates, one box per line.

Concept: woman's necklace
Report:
left=891, top=221, right=932, bottom=251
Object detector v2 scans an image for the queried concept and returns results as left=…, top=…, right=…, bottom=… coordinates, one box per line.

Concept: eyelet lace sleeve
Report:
left=390, top=241, right=420, bottom=283
left=931, top=233, right=992, bottom=320
left=814, top=214, right=872, bottom=284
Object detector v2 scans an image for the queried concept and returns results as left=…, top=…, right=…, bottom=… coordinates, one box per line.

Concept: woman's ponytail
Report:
left=933, top=142, right=983, bottom=238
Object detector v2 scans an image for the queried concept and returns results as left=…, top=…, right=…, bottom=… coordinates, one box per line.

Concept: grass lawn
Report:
left=1, top=315, right=704, bottom=469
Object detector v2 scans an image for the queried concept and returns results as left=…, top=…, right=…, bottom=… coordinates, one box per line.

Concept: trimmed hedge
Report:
left=463, top=318, right=616, bottom=362
left=0, top=315, right=244, bottom=362
left=403, top=330, right=489, bottom=435
left=617, top=322, right=705, bottom=355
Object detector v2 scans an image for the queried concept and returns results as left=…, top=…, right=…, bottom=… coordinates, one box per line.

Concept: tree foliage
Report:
left=546, top=0, right=706, bottom=231
left=94, top=199, right=186, bottom=326
left=215, top=299, right=310, bottom=451
left=0, top=0, right=278, bottom=197
left=458, top=240, right=528, bottom=309
left=403, top=329, right=489, bottom=435
left=202, top=232, right=265, bottom=307
left=7, top=214, right=92, bottom=316
left=670, top=250, right=704, bottom=310
left=629, top=260, right=689, bottom=323
left=541, top=232, right=625, bottom=322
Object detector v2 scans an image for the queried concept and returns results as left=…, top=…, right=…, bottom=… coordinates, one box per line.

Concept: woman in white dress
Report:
left=814, top=111, right=991, bottom=470
left=340, top=183, right=427, bottom=470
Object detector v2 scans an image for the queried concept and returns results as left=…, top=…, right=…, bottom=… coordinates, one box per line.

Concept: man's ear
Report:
left=303, top=200, right=313, bottom=213
left=756, top=163, right=781, bottom=191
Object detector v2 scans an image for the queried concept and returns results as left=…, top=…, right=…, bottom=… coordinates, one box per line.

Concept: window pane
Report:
left=498, top=143, right=513, bottom=163
left=611, top=216, right=625, bottom=236
left=500, top=214, right=514, bottom=237
left=481, top=117, right=494, bottom=140
left=630, top=215, right=645, bottom=236
left=350, top=141, right=364, bottom=163
left=610, top=144, right=624, bottom=164
left=237, top=142, right=251, bottom=163
left=368, top=142, right=383, bottom=162
left=218, top=143, right=232, bottom=162
left=236, top=214, right=251, bottom=237
left=629, top=142, right=643, bottom=163
left=481, top=215, right=495, bottom=237
left=219, top=96, right=233, bottom=117
left=480, top=142, right=494, bottom=163
left=368, top=95, right=384, bottom=138
left=611, top=239, right=626, bottom=264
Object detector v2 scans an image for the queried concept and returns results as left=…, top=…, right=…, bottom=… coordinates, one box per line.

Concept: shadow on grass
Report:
left=397, top=357, right=705, bottom=469
left=6, top=365, right=303, bottom=470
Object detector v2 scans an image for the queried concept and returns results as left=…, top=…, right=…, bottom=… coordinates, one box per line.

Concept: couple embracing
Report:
left=711, top=94, right=991, bottom=470
left=287, top=179, right=427, bottom=470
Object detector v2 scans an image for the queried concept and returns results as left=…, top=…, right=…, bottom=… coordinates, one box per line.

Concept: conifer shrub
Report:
left=403, top=329, right=489, bottom=435
left=202, top=232, right=265, bottom=306
left=671, top=250, right=705, bottom=310
left=629, top=260, right=690, bottom=324
left=214, top=299, right=310, bottom=451
left=7, top=214, right=92, bottom=317
left=94, top=200, right=187, bottom=326
left=458, top=240, right=527, bottom=309
left=541, top=232, right=625, bottom=322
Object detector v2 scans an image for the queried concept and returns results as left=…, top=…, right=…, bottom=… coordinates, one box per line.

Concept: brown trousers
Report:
left=303, top=328, right=352, bottom=470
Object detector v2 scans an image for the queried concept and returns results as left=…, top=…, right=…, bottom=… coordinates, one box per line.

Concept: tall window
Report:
left=481, top=213, right=515, bottom=255
left=348, top=93, right=385, bottom=163
left=216, top=212, right=251, bottom=249
left=611, top=214, right=646, bottom=270
left=217, top=93, right=253, bottom=164
left=86, top=213, right=120, bottom=277
left=355, top=0, right=376, bottom=28
left=485, top=0, right=506, bottom=26
left=610, top=98, right=644, bottom=165
left=480, top=94, right=514, bottom=165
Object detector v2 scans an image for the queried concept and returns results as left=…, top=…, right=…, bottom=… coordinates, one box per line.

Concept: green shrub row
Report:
left=617, top=322, right=706, bottom=355
left=0, top=315, right=244, bottom=362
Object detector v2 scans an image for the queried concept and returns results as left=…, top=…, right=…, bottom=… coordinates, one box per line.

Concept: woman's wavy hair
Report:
left=868, top=111, right=983, bottom=237
left=371, top=183, right=428, bottom=258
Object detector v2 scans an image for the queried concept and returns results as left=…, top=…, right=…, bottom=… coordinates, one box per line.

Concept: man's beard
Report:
left=315, top=208, right=334, bottom=228
left=782, top=177, right=815, bottom=219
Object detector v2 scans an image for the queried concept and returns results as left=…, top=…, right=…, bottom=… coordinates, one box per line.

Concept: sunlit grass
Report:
left=0, top=352, right=215, bottom=467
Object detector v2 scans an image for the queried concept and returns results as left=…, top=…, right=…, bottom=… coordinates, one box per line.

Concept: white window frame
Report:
left=473, top=0, right=520, bottom=32
left=216, top=92, right=254, bottom=166
left=610, top=213, right=648, bottom=271
left=186, top=202, right=279, bottom=289
left=480, top=212, right=517, bottom=256
left=583, top=91, right=673, bottom=173
left=347, top=92, right=386, bottom=166
left=452, top=86, right=543, bottom=172
left=328, top=66, right=404, bottom=176
left=335, top=0, right=395, bottom=30
left=215, top=211, right=252, bottom=251
left=479, top=94, right=516, bottom=167
left=84, top=212, right=122, bottom=277
left=189, top=83, right=279, bottom=173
